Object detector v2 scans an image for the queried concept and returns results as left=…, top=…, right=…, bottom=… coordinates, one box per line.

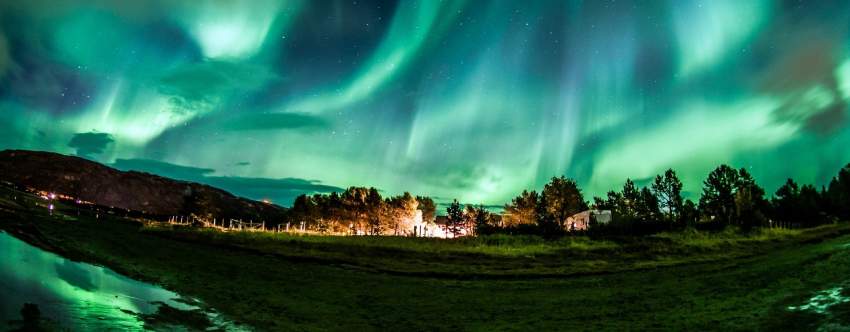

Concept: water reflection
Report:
left=0, top=232, right=244, bottom=331
left=787, top=287, right=850, bottom=314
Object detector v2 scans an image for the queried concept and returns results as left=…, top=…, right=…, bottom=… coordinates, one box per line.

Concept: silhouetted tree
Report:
left=592, top=195, right=610, bottom=210
left=735, top=168, right=768, bottom=230
left=291, top=194, right=319, bottom=227
left=680, top=199, right=699, bottom=228
left=826, top=164, right=850, bottom=220
left=636, top=187, right=661, bottom=222
left=699, top=165, right=739, bottom=225
left=652, top=169, right=683, bottom=222
left=594, top=190, right=624, bottom=216
left=445, top=199, right=464, bottom=238
left=541, top=176, right=588, bottom=228
left=342, top=187, right=369, bottom=233
left=535, top=194, right=563, bottom=238
left=465, top=204, right=493, bottom=236
left=799, top=184, right=826, bottom=227
left=621, top=179, right=640, bottom=220
left=592, top=179, right=657, bottom=234
left=768, top=178, right=830, bottom=228
left=325, top=192, right=346, bottom=232
left=770, top=180, right=826, bottom=228
left=416, top=196, right=436, bottom=223
left=365, top=187, right=384, bottom=235
left=772, top=178, right=800, bottom=227
left=503, top=190, right=539, bottom=226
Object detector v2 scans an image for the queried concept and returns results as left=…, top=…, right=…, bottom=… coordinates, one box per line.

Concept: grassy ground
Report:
left=2, top=187, right=850, bottom=330
left=140, top=220, right=844, bottom=279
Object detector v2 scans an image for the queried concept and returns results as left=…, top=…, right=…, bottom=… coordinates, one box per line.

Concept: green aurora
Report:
left=1, top=0, right=849, bottom=206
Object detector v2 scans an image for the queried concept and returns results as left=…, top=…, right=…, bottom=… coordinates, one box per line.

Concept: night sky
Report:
left=1, top=1, right=849, bottom=207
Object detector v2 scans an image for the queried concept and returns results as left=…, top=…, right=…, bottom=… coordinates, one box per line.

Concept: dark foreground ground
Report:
left=2, top=187, right=850, bottom=331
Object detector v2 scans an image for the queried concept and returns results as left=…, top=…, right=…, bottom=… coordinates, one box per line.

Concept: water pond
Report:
left=0, top=232, right=247, bottom=331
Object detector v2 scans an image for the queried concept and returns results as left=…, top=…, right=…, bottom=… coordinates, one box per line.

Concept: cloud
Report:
left=157, top=60, right=276, bottom=112
left=112, top=158, right=214, bottom=180
left=225, top=113, right=330, bottom=131
left=112, top=158, right=343, bottom=205
left=0, top=31, right=10, bottom=80
left=755, top=31, right=847, bottom=134
left=68, top=132, right=113, bottom=157
left=589, top=98, right=799, bottom=195
left=200, top=176, right=343, bottom=205
left=401, top=161, right=491, bottom=190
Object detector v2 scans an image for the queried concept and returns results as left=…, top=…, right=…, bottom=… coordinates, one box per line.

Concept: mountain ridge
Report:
left=0, top=150, right=286, bottom=222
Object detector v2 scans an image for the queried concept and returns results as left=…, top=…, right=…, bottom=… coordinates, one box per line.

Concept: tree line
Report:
left=286, top=187, right=436, bottom=235
left=284, top=186, right=492, bottom=237
left=286, top=163, right=849, bottom=237
left=487, top=163, right=850, bottom=237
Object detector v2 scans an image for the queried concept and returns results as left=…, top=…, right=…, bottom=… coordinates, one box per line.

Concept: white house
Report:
left=566, top=210, right=612, bottom=231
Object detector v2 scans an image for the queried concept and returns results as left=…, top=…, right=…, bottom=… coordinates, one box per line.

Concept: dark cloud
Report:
left=805, top=102, right=847, bottom=134
left=413, top=163, right=497, bottom=190
left=68, top=132, right=113, bottom=157
left=201, top=176, right=343, bottom=205
left=754, top=28, right=848, bottom=134
left=225, top=113, right=330, bottom=131
left=112, top=158, right=214, bottom=180
left=112, top=158, right=343, bottom=205
left=0, top=31, right=10, bottom=80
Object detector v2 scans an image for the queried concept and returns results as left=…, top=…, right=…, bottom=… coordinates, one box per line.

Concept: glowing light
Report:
left=589, top=97, right=797, bottom=194
left=178, top=1, right=303, bottom=59
left=282, top=0, right=458, bottom=114
left=2, top=1, right=850, bottom=206
left=838, top=58, right=850, bottom=100
left=0, top=233, right=243, bottom=330
left=672, top=0, right=770, bottom=77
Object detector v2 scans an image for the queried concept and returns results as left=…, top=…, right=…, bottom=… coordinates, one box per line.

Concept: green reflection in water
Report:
left=787, top=287, right=850, bottom=314
left=0, top=232, right=232, bottom=330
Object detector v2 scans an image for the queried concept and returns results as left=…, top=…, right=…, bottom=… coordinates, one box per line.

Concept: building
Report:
left=565, top=210, right=612, bottom=231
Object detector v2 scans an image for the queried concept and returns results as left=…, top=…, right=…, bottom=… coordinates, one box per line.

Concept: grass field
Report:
left=2, top=187, right=850, bottom=330
left=139, top=220, right=841, bottom=278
